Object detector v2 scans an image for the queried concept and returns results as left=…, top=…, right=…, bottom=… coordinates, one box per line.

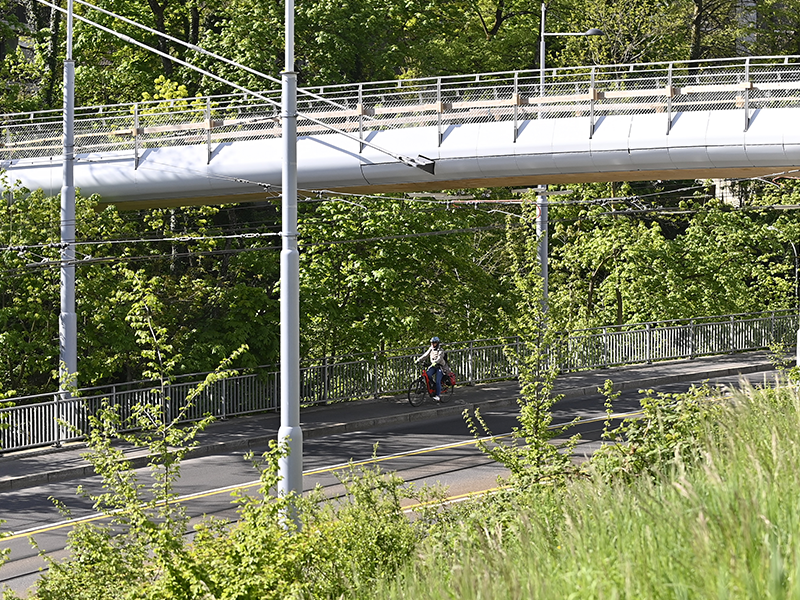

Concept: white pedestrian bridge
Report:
left=2, top=55, right=800, bottom=208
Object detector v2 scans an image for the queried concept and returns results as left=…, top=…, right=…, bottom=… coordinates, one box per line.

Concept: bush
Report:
left=373, top=381, right=800, bottom=599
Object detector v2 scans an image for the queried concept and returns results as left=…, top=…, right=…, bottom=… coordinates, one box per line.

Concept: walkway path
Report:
left=0, top=351, right=779, bottom=492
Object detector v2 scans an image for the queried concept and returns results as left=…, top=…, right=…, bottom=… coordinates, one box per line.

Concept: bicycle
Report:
left=408, top=366, right=454, bottom=406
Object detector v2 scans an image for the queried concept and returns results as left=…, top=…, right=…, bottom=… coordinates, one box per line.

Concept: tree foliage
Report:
left=3, top=0, right=800, bottom=394
left=1, top=0, right=796, bottom=109
left=297, top=195, right=512, bottom=357
left=546, top=182, right=798, bottom=329
left=0, top=188, right=281, bottom=395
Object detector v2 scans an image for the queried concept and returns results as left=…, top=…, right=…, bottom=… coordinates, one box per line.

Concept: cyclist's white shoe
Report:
left=433, top=395, right=440, bottom=402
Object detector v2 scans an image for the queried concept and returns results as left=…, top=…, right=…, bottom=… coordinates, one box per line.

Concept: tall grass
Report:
left=377, top=383, right=800, bottom=599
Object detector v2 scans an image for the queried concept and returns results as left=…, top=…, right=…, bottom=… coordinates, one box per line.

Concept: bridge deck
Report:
left=2, top=55, right=800, bottom=207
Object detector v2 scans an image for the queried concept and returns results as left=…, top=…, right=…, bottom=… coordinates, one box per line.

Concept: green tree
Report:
left=466, top=197, right=581, bottom=489
left=546, top=184, right=797, bottom=329
left=0, top=183, right=282, bottom=395
left=555, top=0, right=688, bottom=66
left=745, top=0, right=800, bottom=56
left=686, top=0, right=746, bottom=60
left=297, top=195, right=512, bottom=357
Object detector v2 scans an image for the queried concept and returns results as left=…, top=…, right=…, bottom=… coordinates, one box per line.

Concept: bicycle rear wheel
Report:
left=408, top=377, right=427, bottom=407
left=439, top=382, right=452, bottom=403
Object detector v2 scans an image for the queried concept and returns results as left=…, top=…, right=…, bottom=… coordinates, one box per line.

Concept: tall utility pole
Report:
left=538, top=3, right=603, bottom=313
left=536, top=185, right=549, bottom=311
left=60, top=0, right=77, bottom=406
left=278, top=0, right=303, bottom=519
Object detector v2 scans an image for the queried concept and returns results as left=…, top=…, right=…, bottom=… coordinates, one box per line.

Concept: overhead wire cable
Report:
left=0, top=230, right=282, bottom=254
left=71, top=0, right=379, bottom=119
left=5, top=161, right=799, bottom=263
left=4, top=223, right=513, bottom=273
left=34, top=0, right=435, bottom=172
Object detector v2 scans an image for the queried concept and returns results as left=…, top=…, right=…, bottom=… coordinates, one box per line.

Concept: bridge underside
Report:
left=129, top=166, right=785, bottom=211
left=4, top=108, right=800, bottom=209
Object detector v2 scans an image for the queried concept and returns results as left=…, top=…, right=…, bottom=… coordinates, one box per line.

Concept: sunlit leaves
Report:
left=297, top=195, right=512, bottom=357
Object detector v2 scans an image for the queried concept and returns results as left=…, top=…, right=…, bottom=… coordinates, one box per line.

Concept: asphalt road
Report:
left=0, top=369, right=778, bottom=596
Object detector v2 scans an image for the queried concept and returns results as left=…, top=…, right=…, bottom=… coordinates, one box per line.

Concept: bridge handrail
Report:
left=3, top=55, right=800, bottom=161
left=1, top=310, right=796, bottom=453
left=3, top=53, right=798, bottom=120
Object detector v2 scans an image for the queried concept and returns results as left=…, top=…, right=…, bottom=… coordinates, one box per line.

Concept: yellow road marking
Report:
left=2, top=410, right=643, bottom=541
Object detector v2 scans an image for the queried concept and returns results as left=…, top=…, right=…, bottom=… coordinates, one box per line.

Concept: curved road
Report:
left=0, top=369, right=776, bottom=596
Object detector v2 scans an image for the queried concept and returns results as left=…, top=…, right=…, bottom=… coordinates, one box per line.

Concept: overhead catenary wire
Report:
left=3, top=162, right=800, bottom=268
left=5, top=198, right=800, bottom=274
left=3, top=186, right=799, bottom=264
left=32, top=0, right=435, bottom=172
left=68, top=0, right=372, bottom=117
left=0, top=230, right=283, bottom=254
left=4, top=223, right=512, bottom=274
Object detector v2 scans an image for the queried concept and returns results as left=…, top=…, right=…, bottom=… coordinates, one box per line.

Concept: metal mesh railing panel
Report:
left=1, top=401, right=58, bottom=451
left=6, top=56, right=800, bottom=160
left=1, top=310, right=796, bottom=452
left=378, top=354, right=422, bottom=394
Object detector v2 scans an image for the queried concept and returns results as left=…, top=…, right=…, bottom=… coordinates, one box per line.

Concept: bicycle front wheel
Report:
left=408, top=377, right=427, bottom=407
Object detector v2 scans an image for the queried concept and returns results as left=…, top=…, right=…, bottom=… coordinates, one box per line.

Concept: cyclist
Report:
left=416, top=336, right=451, bottom=401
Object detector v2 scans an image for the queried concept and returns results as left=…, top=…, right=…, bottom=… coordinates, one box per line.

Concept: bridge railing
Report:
left=1, top=310, right=795, bottom=453
left=3, top=55, right=800, bottom=162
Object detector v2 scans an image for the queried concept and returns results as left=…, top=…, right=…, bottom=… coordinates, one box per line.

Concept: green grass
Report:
left=11, top=381, right=800, bottom=599
left=375, top=382, right=800, bottom=599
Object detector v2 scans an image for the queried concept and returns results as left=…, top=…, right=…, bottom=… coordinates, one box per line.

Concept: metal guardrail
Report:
left=1, top=310, right=796, bottom=452
left=2, top=55, right=800, bottom=162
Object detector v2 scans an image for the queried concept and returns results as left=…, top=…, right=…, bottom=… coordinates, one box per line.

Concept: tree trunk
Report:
left=689, top=0, right=704, bottom=64
left=146, top=0, right=174, bottom=77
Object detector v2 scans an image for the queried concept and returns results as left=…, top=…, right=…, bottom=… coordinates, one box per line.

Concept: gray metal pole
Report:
left=60, top=0, right=77, bottom=399
left=536, top=184, right=549, bottom=312
left=278, top=0, right=303, bottom=513
left=538, top=6, right=548, bottom=313
left=792, top=240, right=800, bottom=368
left=540, top=3, right=546, bottom=98
left=791, top=241, right=798, bottom=314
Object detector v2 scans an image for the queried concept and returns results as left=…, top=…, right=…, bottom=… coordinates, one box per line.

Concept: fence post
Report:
left=54, top=392, right=62, bottom=448
left=468, top=340, right=475, bottom=386
left=133, top=103, right=140, bottom=169
left=358, top=83, right=364, bottom=152
left=323, top=356, right=330, bottom=403
left=589, top=66, right=596, bottom=138
left=602, top=327, right=609, bottom=368
left=163, top=383, right=170, bottom=426
left=666, top=62, right=673, bottom=135
left=743, top=57, right=751, bottom=132
left=437, top=77, right=443, bottom=147
left=274, top=371, right=280, bottom=412
left=373, top=351, right=380, bottom=400
left=770, top=310, right=775, bottom=346
left=205, top=97, right=212, bottom=164
left=221, top=378, right=227, bottom=420
left=730, top=315, right=736, bottom=353
left=513, top=72, right=519, bottom=143
left=514, top=336, right=520, bottom=378
left=646, top=323, right=652, bottom=364
left=689, top=319, right=695, bottom=359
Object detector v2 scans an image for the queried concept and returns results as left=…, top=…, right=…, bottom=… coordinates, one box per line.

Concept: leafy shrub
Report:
left=591, top=380, right=724, bottom=482
left=374, top=381, right=800, bottom=599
